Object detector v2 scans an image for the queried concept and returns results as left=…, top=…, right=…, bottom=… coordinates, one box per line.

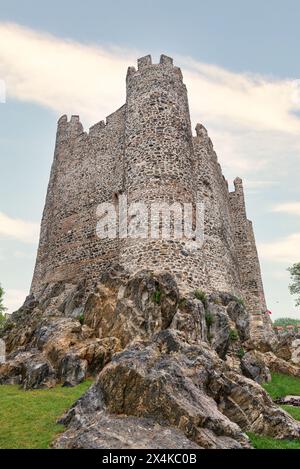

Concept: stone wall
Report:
left=31, top=107, right=125, bottom=295
left=30, top=54, right=267, bottom=331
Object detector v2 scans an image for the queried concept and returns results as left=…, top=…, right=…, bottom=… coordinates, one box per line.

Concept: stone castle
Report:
left=31, top=54, right=268, bottom=338
left=3, top=55, right=300, bottom=448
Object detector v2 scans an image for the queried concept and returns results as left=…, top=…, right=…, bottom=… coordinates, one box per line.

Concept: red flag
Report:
left=267, top=309, right=272, bottom=315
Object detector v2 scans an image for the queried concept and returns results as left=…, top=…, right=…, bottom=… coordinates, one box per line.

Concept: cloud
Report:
left=4, top=288, right=27, bottom=314
left=272, top=202, right=300, bottom=216
left=0, top=212, right=39, bottom=244
left=0, top=22, right=136, bottom=124
left=0, top=23, right=300, bottom=141
left=259, top=233, right=300, bottom=264
left=181, top=58, right=300, bottom=135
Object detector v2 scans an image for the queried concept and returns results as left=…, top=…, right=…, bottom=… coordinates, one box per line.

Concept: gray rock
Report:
left=275, top=396, right=300, bottom=406
left=54, top=412, right=202, bottom=449
left=58, top=354, right=88, bottom=386
left=208, top=304, right=230, bottom=358
left=241, top=351, right=271, bottom=384
left=226, top=301, right=250, bottom=342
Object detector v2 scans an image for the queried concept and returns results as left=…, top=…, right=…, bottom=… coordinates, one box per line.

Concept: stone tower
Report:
left=31, top=54, right=268, bottom=339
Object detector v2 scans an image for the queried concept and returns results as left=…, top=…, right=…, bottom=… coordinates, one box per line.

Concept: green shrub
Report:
left=0, top=312, right=7, bottom=330
left=237, top=347, right=245, bottom=359
left=274, top=317, right=300, bottom=327
left=229, top=328, right=239, bottom=341
left=78, top=313, right=84, bottom=325
left=194, top=289, right=206, bottom=302
left=233, top=295, right=245, bottom=307
left=205, top=310, right=214, bottom=328
left=152, top=289, right=161, bottom=305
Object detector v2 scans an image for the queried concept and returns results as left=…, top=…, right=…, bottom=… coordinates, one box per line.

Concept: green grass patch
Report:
left=262, top=372, right=300, bottom=400
left=0, top=380, right=91, bottom=449
left=247, top=432, right=300, bottom=449
left=281, top=404, right=300, bottom=421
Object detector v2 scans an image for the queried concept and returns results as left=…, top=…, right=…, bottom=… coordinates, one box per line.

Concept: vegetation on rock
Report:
left=194, top=289, right=207, bottom=302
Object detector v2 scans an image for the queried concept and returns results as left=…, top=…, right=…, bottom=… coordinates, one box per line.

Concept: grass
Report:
left=262, top=372, right=300, bottom=400
left=0, top=380, right=91, bottom=449
left=247, top=373, right=300, bottom=449
left=281, top=405, right=300, bottom=421
left=248, top=432, right=300, bottom=449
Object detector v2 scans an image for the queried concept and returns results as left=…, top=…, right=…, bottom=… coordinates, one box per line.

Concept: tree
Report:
left=0, top=283, right=6, bottom=327
left=0, top=312, right=5, bottom=326
left=0, top=283, right=6, bottom=314
left=288, top=262, right=300, bottom=307
left=274, top=317, right=300, bottom=327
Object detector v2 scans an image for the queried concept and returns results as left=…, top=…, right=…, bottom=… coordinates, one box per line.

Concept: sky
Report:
left=0, top=0, right=300, bottom=319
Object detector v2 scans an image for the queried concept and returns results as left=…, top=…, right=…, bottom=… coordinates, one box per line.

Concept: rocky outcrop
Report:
left=0, top=279, right=121, bottom=387
left=261, top=351, right=300, bottom=378
left=271, top=331, right=300, bottom=365
left=53, top=330, right=300, bottom=449
left=275, top=396, right=300, bottom=406
left=1, top=267, right=300, bottom=448
left=53, top=382, right=201, bottom=449
left=241, top=350, right=271, bottom=384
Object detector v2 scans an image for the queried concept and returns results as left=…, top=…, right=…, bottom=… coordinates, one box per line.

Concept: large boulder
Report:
left=241, top=350, right=271, bottom=384
left=53, top=330, right=300, bottom=449
left=0, top=349, right=56, bottom=389
left=84, top=270, right=179, bottom=347
left=53, top=375, right=201, bottom=449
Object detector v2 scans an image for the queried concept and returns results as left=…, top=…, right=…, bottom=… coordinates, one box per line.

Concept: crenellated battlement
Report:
left=127, top=54, right=183, bottom=83
left=56, top=114, right=84, bottom=142
left=137, top=54, right=173, bottom=70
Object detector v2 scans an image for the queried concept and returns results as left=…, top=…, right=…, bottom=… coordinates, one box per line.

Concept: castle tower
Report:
left=30, top=54, right=269, bottom=342
left=119, top=54, right=202, bottom=288
left=229, top=177, right=268, bottom=339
